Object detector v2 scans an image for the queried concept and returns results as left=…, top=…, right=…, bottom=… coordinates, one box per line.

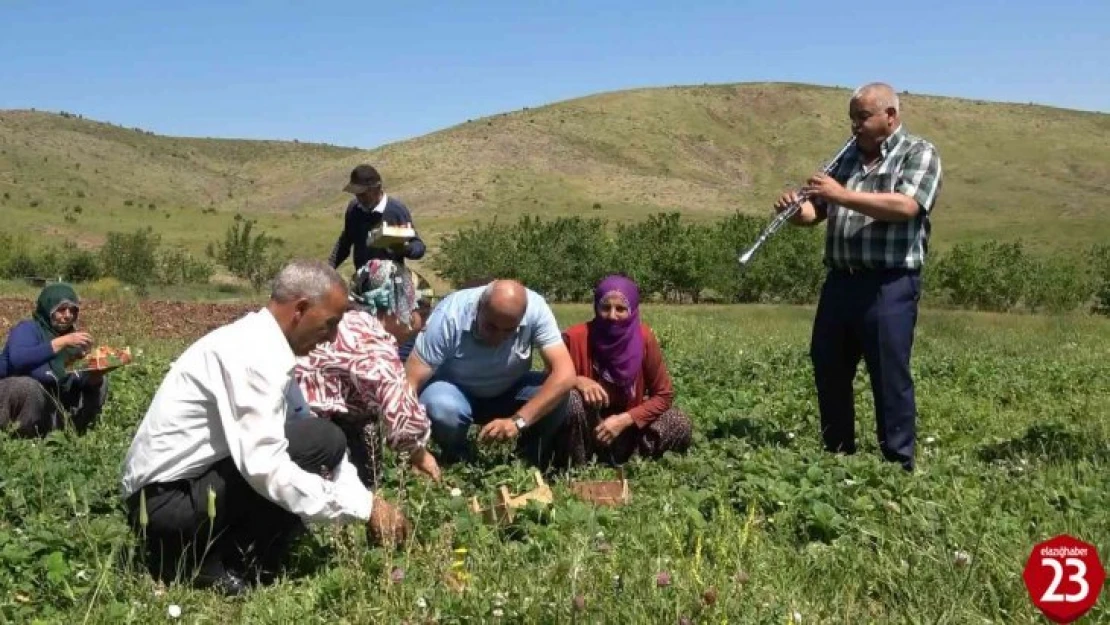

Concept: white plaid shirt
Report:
left=818, top=125, right=943, bottom=270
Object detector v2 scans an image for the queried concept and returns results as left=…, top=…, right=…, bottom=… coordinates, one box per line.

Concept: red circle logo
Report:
left=1023, top=535, right=1105, bottom=623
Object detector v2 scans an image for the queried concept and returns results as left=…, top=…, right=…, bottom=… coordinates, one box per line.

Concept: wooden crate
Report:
left=568, top=467, right=631, bottom=506
left=468, top=470, right=553, bottom=525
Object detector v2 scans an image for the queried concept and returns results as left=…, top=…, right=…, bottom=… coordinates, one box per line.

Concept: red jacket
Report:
left=561, top=321, right=674, bottom=427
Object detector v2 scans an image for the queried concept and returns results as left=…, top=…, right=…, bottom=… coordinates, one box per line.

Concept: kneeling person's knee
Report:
left=420, top=383, right=472, bottom=426
left=285, top=418, right=348, bottom=474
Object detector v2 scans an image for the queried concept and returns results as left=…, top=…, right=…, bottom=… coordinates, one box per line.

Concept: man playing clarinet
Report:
left=774, top=82, right=943, bottom=472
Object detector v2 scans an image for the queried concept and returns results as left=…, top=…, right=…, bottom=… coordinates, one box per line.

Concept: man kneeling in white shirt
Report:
left=120, top=259, right=409, bottom=596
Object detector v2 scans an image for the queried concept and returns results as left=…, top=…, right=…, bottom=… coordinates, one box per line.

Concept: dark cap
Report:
left=343, top=164, right=382, bottom=194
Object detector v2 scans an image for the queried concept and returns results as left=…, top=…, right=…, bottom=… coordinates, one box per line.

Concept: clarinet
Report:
left=737, top=136, right=856, bottom=267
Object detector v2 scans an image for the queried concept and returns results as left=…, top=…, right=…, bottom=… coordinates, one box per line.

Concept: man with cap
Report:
left=328, top=164, right=426, bottom=271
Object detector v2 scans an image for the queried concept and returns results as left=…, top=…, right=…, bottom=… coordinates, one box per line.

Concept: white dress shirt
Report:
left=120, top=308, right=372, bottom=523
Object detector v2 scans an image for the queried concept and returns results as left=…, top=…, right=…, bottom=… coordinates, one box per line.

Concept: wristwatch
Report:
left=512, top=415, right=528, bottom=431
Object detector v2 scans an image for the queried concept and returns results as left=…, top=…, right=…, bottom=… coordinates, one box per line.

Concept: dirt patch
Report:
left=0, top=298, right=257, bottom=343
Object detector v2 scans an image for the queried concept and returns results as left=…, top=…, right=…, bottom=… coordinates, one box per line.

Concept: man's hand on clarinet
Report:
left=802, top=173, right=848, bottom=204
left=774, top=191, right=802, bottom=214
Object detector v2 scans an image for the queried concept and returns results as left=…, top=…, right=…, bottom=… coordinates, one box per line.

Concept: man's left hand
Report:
left=803, top=173, right=848, bottom=204
left=408, top=447, right=442, bottom=482
left=478, top=418, right=521, bottom=443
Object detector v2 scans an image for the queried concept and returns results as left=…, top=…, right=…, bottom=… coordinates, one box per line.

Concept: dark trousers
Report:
left=331, top=416, right=385, bottom=490
left=0, top=375, right=108, bottom=437
left=126, top=418, right=348, bottom=584
left=810, top=268, right=922, bottom=471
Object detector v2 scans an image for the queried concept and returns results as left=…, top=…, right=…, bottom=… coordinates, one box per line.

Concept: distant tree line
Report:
left=4, top=211, right=1108, bottom=316
left=430, top=212, right=1110, bottom=316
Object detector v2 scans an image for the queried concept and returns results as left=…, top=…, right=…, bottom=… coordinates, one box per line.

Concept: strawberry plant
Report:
left=0, top=300, right=1107, bottom=622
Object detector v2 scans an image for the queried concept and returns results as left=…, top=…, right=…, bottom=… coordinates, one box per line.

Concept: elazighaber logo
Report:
left=1023, top=534, right=1105, bottom=623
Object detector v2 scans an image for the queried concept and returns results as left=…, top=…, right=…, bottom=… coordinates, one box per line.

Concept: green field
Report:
left=2, top=302, right=1107, bottom=623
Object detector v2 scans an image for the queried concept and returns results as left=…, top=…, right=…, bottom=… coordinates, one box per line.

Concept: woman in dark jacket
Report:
left=0, top=283, right=107, bottom=437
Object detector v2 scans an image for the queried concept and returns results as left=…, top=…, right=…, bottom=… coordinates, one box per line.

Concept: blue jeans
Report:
left=418, top=371, right=569, bottom=469
left=810, top=268, right=921, bottom=471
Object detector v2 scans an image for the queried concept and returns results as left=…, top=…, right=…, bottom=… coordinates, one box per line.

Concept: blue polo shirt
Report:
left=413, top=285, right=562, bottom=398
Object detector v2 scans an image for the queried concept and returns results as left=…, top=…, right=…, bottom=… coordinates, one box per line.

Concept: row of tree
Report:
left=3, top=211, right=1107, bottom=316
left=429, top=212, right=1110, bottom=315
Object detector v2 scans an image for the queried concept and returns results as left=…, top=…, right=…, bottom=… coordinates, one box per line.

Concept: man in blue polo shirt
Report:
left=404, top=279, right=576, bottom=470
left=328, top=164, right=426, bottom=271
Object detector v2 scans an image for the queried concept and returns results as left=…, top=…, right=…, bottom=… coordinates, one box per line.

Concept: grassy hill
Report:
left=2, top=82, right=1108, bottom=279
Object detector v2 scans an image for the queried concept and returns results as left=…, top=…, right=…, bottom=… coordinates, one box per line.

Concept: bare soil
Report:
left=0, top=298, right=257, bottom=342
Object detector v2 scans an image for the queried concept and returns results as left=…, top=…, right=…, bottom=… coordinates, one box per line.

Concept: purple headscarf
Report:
left=587, top=275, right=644, bottom=400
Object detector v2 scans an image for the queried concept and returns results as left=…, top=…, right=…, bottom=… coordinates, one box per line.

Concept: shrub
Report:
left=207, top=218, right=285, bottom=291
left=1024, top=254, right=1094, bottom=314
left=98, top=228, right=162, bottom=291
left=80, top=277, right=130, bottom=301
left=1090, top=244, right=1110, bottom=316
left=931, top=241, right=1032, bottom=312
left=429, top=217, right=520, bottom=291
left=0, top=233, right=14, bottom=277
left=63, top=249, right=102, bottom=283
left=157, top=247, right=214, bottom=286
left=5, top=250, right=41, bottom=279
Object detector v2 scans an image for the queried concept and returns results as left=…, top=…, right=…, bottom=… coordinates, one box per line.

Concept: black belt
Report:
left=829, top=266, right=919, bottom=276
left=127, top=480, right=186, bottom=506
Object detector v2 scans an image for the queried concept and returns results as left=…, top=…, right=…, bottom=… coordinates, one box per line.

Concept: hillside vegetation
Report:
left=2, top=82, right=1108, bottom=272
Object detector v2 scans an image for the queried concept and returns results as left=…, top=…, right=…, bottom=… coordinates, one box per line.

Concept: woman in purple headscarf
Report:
left=556, top=275, right=692, bottom=466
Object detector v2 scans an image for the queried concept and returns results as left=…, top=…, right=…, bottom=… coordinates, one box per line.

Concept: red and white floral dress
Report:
left=294, top=310, right=430, bottom=486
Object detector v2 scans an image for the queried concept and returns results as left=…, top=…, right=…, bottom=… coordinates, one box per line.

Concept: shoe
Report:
left=193, top=570, right=248, bottom=597
left=245, top=522, right=305, bottom=586
left=252, top=566, right=282, bottom=587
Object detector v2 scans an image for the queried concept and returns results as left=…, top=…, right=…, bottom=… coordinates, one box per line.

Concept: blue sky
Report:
left=2, top=0, right=1106, bottom=149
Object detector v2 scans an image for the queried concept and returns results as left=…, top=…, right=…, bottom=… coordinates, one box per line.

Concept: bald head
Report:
left=849, top=82, right=901, bottom=155
left=483, top=280, right=527, bottom=316
left=851, top=82, right=899, bottom=113
left=475, top=279, right=527, bottom=346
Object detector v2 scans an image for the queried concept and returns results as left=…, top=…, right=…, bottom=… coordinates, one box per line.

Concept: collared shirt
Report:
left=413, top=286, right=563, bottom=398
left=819, top=124, right=943, bottom=270
left=358, top=192, right=389, bottom=214
left=120, top=308, right=372, bottom=523
left=295, top=310, right=431, bottom=453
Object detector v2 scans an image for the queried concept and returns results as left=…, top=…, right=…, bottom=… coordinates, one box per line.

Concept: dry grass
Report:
left=2, top=82, right=1108, bottom=263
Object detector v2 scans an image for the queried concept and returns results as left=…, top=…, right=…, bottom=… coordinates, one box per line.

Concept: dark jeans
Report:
left=418, top=370, right=569, bottom=469
left=810, top=268, right=921, bottom=471
left=126, top=418, right=348, bottom=584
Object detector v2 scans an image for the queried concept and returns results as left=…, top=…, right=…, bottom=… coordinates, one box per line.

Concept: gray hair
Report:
left=852, top=82, right=900, bottom=113
left=270, top=258, right=347, bottom=303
